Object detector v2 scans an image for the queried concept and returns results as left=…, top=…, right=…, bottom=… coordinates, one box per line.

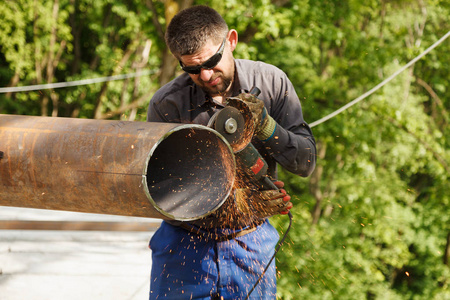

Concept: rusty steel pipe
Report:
left=0, top=114, right=235, bottom=221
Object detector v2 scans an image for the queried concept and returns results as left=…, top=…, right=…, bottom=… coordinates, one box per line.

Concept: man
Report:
left=147, top=5, right=316, bottom=299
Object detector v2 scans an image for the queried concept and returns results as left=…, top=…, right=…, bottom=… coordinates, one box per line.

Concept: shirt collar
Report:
left=234, top=59, right=252, bottom=95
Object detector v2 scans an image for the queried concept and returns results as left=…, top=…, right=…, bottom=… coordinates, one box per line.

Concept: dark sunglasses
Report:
left=179, top=37, right=226, bottom=74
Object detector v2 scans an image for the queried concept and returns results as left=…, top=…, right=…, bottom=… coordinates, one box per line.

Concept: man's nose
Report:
left=199, top=68, right=214, bottom=82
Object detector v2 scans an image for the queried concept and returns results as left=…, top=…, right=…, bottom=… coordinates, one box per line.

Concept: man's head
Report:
left=165, top=6, right=238, bottom=98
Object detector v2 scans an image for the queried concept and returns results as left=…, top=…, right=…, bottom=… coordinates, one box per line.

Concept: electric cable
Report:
left=244, top=211, right=293, bottom=300
left=309, top=30, right=450, bottom=128
left=0, top=69, right=154, bottom=94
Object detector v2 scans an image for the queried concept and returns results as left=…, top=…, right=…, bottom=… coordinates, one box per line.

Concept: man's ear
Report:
left=227, top=29, right=238, bottom=52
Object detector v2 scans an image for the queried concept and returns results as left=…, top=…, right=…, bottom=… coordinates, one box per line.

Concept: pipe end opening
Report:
left=146, top=127, right=235, bottom=221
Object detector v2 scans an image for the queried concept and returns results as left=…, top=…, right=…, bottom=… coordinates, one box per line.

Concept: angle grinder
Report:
left=207, top=89, right=256, bottom=152
left=208, top=87, right=278, bottom=191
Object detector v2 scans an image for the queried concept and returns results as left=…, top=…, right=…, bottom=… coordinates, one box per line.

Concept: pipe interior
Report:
left=146, top=128, right=235, bottom=220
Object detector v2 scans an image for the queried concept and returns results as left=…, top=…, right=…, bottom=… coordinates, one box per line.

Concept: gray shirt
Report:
left=148, top=59, right=316, bottom=176
left=147, top=59, right=316, bottom=228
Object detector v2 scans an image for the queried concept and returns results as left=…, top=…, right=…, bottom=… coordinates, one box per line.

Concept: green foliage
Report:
left=0, top=0, right=158, bottom=120
left=269, top=1, right=450, bottom=299
left=0, top=0, right=449, bottom=299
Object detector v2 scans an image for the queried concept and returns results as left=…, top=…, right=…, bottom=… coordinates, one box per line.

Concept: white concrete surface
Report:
left=0, top=207, right=160, bottom=300
left=0, top=206, right=162, bottom=223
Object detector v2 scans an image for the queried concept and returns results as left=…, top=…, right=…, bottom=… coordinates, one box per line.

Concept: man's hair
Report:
left=165, top=5, right=229, bottom=58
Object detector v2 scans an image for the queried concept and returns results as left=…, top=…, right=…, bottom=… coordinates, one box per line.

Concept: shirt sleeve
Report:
left=147, top=98, right=166, bottom=122
left=147, top=92, right=182, bottom=123
left=262, top=71, right=316, bottom=177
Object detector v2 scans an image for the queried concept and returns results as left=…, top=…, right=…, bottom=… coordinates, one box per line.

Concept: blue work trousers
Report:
left=149, top=219, right=279, bottom=299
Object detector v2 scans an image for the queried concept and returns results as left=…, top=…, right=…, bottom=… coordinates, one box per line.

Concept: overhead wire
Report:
left=309, top=30, right=450, bottom=128
left=0, top=70, right=154, bottom=94
left=1, top=31, right=448, bottom=126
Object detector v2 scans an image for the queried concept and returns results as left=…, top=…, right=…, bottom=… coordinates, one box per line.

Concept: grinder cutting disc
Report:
left=224, top=97, right=256, bottom=152
left=214, top=106, right=246, bottom=152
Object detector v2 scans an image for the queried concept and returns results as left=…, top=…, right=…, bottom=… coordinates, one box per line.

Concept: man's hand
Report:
left=234, top=180, right=293, bottom=218
left=238, top=92, right=276, bottom=141
left=238, top=93, right=265, bottom=129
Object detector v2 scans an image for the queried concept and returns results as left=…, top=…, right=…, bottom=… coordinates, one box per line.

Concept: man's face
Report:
left=179, top=36, right=235, bottom=98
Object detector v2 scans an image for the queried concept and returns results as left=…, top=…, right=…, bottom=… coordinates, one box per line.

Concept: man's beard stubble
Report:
left=199, top=72, right=233, bottom=97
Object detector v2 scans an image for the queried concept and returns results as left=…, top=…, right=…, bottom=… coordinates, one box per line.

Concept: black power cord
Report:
left=244, top=211, right=293, bottom=300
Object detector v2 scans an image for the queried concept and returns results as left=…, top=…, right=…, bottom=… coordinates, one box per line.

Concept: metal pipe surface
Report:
left=0, top=114, right=235, bottom=221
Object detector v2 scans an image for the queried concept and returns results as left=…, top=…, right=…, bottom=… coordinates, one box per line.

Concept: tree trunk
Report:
left=5, top=72, right=20, bottom=99
left=69, top=0, right=82, bottom=74
left=146, top=0, right=193, bottom=87
left=93, top=40, right=138, bottom=119
left=310, top=141, right=327, bottom=225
